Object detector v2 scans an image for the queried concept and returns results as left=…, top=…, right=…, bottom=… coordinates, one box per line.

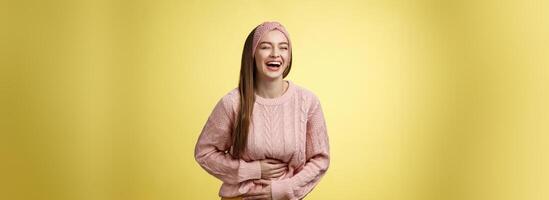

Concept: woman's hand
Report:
left=243, top=180, right=272, bottom=200
left=245, top=159, right=285, bottom=200
left=260, top=159, right=287, bottom=179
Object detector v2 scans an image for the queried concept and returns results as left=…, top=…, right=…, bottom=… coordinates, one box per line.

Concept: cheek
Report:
left=255, top=57, right=264, bottom=70
left=282, top=52, right=290, bottom=64
left=255, top=56, right=262, bottom=62
left=282, top=50, right=290, bottom=58
left=255, top=52, right=269, bottom=65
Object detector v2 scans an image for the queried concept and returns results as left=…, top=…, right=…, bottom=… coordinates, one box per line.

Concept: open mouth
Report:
left=265, top=61, right=282, bottom=71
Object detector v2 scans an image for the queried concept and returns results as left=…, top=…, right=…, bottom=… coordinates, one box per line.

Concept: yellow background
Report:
left=1, top=0, right=548, bottom=199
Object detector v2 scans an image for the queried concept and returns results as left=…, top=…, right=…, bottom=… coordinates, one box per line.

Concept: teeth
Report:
left=267, top=61, right=281, bottom=65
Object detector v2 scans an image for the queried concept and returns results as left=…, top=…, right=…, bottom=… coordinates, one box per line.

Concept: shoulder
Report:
left=221, top=88, right=240, bottom=103
left=291, top=81, right=321, bottom=104
left=216, top=87, right=240, bottom=114
left=290, top=81, right=322, bottom=114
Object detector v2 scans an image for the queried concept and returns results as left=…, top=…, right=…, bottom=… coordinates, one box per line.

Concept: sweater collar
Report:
left=254, top=80, right=296, bottom=105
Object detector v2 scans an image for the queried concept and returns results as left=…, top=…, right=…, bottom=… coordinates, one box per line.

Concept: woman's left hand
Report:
left=242, top=180, right=272, bottom=200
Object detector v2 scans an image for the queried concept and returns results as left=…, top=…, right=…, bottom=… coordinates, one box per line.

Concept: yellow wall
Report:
left=1, top=0, right=548, bottom=199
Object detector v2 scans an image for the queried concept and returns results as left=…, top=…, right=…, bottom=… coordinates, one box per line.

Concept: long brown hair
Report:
left=232, top=27, right=293, bottom=158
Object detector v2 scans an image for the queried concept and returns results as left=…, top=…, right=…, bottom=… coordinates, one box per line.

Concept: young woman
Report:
left=194, top=21, right=330, bottom=200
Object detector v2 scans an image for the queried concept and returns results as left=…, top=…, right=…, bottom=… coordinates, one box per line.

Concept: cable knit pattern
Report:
left=194, top=80, right=330, bottom=200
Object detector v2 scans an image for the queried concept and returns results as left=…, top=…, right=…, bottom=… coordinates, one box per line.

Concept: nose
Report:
left=269, top=48, right=280, bottom=58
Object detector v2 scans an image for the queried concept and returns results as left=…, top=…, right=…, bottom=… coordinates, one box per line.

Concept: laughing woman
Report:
left=194, top=21, right=330, bottom=200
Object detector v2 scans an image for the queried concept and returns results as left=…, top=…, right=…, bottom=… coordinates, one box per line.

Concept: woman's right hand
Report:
left=259, top=158, right=287, bottom=179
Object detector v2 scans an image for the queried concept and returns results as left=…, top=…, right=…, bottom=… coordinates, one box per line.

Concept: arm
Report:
left=270, top=96, right=330, bottom=200
left=194, top=96, right=262, bottom=185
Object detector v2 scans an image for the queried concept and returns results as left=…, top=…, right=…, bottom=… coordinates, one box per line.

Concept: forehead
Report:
left=259, top=29, right=288, bottom=44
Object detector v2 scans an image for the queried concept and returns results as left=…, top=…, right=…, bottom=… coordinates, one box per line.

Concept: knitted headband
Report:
left=252, top=21, right=292, bottom=60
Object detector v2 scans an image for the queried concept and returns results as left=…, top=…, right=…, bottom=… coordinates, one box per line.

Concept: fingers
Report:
left=260, top=159, right=285, bottom=171
left=261, top=164, right=288, bottom=178
left=253, top=179, right=271, bottom=185
left=260, top=158, right=288, bottom=179
left=268, top=162, right=287, bottom=169
left=263, top=158, right=282, bottom=164
left=269, top=166, right=287, bottom=174
left=269, top=170, right=285, bottom=178
left=263, top=166, right=286, bottom=178
left=264, top=165, right=286, bottom=175
left=263, top=162, right=286, bottom=173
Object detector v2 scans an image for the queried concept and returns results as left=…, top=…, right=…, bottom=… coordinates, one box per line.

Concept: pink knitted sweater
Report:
left=194, top=80, right=330, bottom=200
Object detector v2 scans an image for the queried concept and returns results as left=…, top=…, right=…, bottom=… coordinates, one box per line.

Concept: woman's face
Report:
left=254, top=30, right=290, bottom=81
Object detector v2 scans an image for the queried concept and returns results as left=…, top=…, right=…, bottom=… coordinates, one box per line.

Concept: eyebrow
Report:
left=259, top=41, right=289, bottom=45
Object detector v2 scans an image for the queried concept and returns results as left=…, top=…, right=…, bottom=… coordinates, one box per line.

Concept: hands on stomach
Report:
left=243, top=158, right=287, bottom=200
left=260, top=158, right=287, bottom=179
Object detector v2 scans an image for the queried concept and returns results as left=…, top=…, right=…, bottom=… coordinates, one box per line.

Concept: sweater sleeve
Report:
left=271, top=96, right=330, bottom=200
left=194, top=96, right=262, bottom=185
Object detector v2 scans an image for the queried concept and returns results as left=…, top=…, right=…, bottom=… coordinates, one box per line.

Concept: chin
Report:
left=263, top=73, right=283, bottom=80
